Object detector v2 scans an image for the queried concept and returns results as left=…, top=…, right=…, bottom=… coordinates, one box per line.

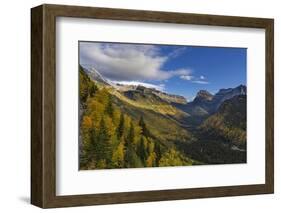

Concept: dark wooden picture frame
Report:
left=31, top=4, right=274, bottom=208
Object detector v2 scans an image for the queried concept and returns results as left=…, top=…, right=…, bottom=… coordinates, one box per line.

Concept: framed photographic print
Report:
left=31, top=4, right=274, bottom=208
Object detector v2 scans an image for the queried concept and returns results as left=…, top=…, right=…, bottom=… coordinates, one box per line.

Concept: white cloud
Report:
left=192, top=80, right=209, bottom=84
left=80, top=42, right=191, bottom=81
left=112, top=81, right=165, bottom=91
left=180, top=73, right=209, bottom=84
left=168, top=47, right=187, bottom=58
left=158, top=83, right=165, bottom=88
left=180, top=75, right=193, bottom=81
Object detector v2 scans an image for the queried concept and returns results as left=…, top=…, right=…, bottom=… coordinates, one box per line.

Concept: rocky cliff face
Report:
left=83, top=66, right=113, bottom=86
left=171, top=85, right=247, bottom=125
left=193, top=90, right=214, bottom=103
left=212, top=85, right=246, bottom=110
left=116, top=85, right=187, bottom=104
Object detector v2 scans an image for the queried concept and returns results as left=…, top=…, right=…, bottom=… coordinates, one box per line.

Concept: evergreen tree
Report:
left=80, top=128, right=97, bottom=169
left=116, top=113, right=125, bottom=139
left=138, top=116, right=150, bottom=137
left=124, top=144, right=132, bottom=168
left=137, top=136, right=148, bottom=166
left=127, top=121, right=135, bottom=145
left=124, top=121, right=135, bottom=167
left=88, top=81, right=98, bottom=97
left=97, top=118, right=112, bottom=166
left=154, top=142, right=162, bottom=166
left=105, top=96, right=114, bottom=116
left=88, top=128, right=97, bottom=157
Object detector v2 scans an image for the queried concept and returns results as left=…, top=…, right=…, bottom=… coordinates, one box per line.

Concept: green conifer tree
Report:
left=105, top=96, right=114, bottom=117
left=124, top=121, right=135, bottom=167
left=97, top=118, right=112, bottom=167
left=154, top=141, right=162, bottom=166
left=88, top=81, right=98, bottom=97
left=80, top=128, right=97, bottom=169
left=137, top=136, right=148, bottom=166
left=138, top=116, right=150, bottom=137
left=116, top=113, right=125, bottom=139
left=127, top=121, right=135, bottom=144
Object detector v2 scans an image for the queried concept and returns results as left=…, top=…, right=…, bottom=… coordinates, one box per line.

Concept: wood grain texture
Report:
left=31, top=5, right=43, bottom=207
left=265, top=20, right=274, bottom=193
left=31, top=4, right=274, bottom=208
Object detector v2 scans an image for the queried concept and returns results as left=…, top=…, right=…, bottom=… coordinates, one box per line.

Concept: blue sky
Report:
left=80, top=42, right=246, bottom=101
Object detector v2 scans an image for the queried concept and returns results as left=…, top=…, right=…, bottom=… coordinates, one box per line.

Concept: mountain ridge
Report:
left=174, top=85, right=247, bottom=122
left=82, top=65, right=188, bottom=104
left=82, top=65, right=246, bottom=107
left=194, top=90, right=214, bottom=103
left=82, top=65, right=246, bottom=125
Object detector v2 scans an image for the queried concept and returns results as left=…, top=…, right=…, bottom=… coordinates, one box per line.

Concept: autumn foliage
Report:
left=79, top=66, right=190, bottom=169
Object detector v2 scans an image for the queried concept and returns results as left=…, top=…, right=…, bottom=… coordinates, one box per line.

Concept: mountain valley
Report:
left=79, top=65, right=247, bottom=169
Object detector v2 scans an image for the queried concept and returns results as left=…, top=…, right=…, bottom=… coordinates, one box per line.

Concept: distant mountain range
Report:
left=173, top=84, right=246, bottom=124
left=80, top=65, right=247, bottom=167
left=83, top=65, right=245, bottom=106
